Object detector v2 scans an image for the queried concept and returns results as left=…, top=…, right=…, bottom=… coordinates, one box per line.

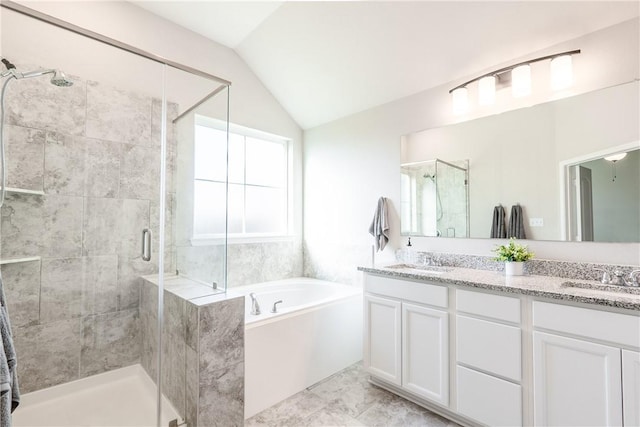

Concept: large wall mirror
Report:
left=400, top=81, right=639, bottom=242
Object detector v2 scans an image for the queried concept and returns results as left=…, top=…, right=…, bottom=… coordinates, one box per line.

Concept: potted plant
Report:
left=492, top=238, right=534, bottom=276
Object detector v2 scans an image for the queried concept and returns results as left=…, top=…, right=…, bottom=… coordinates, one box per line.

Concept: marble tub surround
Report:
left=360, top=264, right=640, bottom=310
left=0, top=62, right=178, bottom=393
left=400, top=250, right=640, bottom=282
left=140, top=275, right=244, bottom=427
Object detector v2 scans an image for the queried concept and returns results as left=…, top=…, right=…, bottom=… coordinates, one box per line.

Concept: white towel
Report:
left=369, top=197, right=390, bottom=252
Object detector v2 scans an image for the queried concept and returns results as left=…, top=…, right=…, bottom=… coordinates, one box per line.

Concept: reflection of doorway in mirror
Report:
left=561, top=143, right=640, bottom=243
left=569, top=166, right=594, bottom=241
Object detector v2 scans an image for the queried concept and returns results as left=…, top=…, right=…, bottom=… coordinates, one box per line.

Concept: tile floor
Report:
left=246, top=362, right=461, bottom=427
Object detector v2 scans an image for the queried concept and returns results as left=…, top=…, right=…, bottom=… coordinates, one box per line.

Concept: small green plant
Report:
left=492, top=238, right=534, bottom=262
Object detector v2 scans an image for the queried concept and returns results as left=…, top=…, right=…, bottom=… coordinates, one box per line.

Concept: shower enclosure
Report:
left=0, top=2, right=232, bottom=426
left=400, top=159, right=469, bottom=238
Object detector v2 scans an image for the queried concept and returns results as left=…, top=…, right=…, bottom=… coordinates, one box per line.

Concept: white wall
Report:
left=304, top=18, right=640, bottom=285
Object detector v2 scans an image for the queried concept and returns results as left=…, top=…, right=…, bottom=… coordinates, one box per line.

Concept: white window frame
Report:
left=191, top=115, right=293, bottom=245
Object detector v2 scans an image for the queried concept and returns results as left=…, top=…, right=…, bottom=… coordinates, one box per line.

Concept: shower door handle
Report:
left=141, top=228, right=152, bottom=262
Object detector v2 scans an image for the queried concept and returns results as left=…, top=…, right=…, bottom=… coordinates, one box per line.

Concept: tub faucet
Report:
left=249, top=293, right=261, bottom=315
left=271, top=300, right=283, bottom=313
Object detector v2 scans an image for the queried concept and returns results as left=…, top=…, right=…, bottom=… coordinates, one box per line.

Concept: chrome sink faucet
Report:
left=249, top=293, right=261, bottom=315
left=628, top=270, right=640, bottom=287
left=611, top=271, right=627, bottom=286
left=593, top=268, right=611, bottom=284
left=593, top=268, right=640, bottom=287
left=612, top=270, right=640, bottom=287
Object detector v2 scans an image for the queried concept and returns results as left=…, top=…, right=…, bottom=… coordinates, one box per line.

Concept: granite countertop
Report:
left=358, top=265, right=640, bottom=312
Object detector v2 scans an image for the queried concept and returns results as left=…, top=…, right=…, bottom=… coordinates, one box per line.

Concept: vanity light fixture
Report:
left=450, top=49, right=580, bottom=115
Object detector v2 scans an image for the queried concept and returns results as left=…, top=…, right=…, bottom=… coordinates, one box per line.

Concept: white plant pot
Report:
left=505, top=261, right=525, bottom=276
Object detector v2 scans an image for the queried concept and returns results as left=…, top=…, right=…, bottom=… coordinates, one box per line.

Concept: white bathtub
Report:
left=236, top=278, right=363, bottom=418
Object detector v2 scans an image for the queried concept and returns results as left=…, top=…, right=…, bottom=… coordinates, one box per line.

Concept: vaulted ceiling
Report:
left=134, top=1, right=639, bottom=129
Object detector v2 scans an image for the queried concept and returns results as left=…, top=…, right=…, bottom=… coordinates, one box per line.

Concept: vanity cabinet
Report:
left=364, top=275, right=449, bottom=406
left=363, top=272, right=640, bottom=427
left=532, top=301, right=640, bottom=427
left=364, top=294, right=401, bottom=385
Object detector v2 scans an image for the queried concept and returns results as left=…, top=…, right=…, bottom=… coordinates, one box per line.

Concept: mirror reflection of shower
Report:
left=401, top=158, right=469, bottom=238
left=423, top=172, right=443, bottom=222
left=0, top=57, right=74, bottom=207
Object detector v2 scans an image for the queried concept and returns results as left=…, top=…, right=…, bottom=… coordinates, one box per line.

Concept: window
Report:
left=193, top=118, right=290, bottom=240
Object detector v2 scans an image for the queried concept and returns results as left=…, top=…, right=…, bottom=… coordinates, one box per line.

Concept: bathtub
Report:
left=236, top=278, right=363, bottom=418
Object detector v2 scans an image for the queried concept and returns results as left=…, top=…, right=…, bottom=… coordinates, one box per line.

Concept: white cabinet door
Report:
left=533, top=331, right=622, bottom=426
left=402, top=303, right=449, bottom=405
left=364, top=294, right=402, bottom=385
left=623, top=350, right=640, bottom=427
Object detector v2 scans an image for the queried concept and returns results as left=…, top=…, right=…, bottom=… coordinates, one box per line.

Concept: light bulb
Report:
left=550, top=55, right=573, bottom=91
left=511, top=64, right=531, bottom=98
left=452, top=87, right=469, bottom=115
left=478, top=75, right=496, bottom=106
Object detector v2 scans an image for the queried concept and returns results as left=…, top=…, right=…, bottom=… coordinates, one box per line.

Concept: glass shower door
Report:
left=0, top=5, right=171, bottom=426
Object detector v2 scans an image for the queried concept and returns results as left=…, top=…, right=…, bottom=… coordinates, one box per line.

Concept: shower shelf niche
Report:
left=0, top=187, right=45, bottom=196
left=0, top=256, right=41, bottom=265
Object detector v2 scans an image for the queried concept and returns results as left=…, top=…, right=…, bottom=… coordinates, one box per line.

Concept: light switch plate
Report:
left=529, top=218, right=544, bottom=227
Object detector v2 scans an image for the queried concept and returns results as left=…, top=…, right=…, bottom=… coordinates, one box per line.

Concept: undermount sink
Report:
left=384, top=263, right=453, bottom=275
left=561, top=281, right=640, bottom=295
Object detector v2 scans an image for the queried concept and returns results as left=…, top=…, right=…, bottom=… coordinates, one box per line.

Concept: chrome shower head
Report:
left=50, top=70, right=73, bottom=87
left=15, top=69, right=73, bottom=87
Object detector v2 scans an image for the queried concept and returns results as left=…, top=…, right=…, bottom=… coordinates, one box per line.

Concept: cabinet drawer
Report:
left=457, top=315, right=521, bottom=382
left=365, top=274, right=447, bottom=308
left=457, top=365, right=522, bottom=427
left=533, top=301, right=640, bottom=348
left=456, top=289, right=521, bottom=323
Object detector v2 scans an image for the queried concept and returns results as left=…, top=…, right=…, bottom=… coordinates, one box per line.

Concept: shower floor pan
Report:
left=13, top=365, right=180, bottom=426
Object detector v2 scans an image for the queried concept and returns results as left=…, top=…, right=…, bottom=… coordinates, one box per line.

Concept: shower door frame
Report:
left=0, top=1, right=232, bottom=425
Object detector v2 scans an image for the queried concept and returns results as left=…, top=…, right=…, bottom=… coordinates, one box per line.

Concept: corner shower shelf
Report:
left=0, top=256, right=41, bottom=265
left=0, top=187, right=45, bottom=196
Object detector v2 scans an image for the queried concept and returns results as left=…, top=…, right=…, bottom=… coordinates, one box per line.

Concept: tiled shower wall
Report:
left=0, top=65, right=177, bottom=393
